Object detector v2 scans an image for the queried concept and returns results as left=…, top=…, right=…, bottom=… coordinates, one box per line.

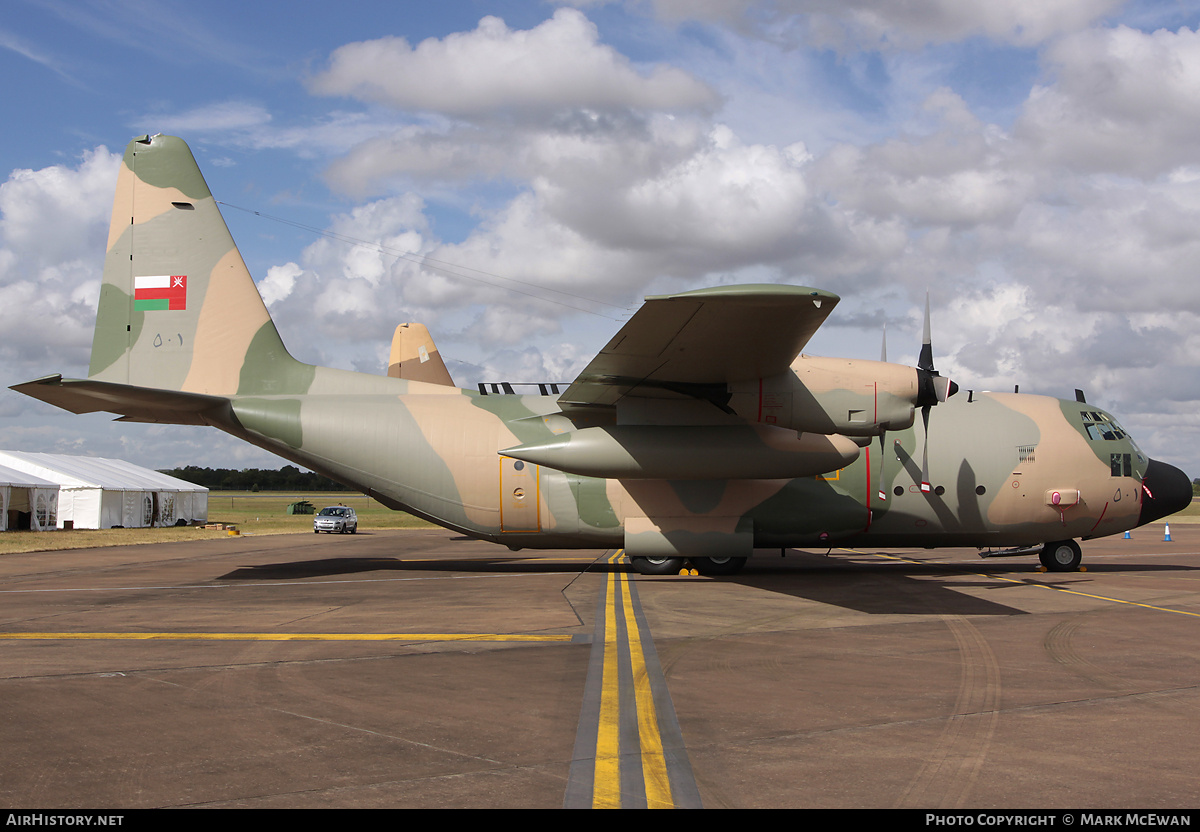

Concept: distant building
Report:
left=0, top=463, right=60, bottom=531
left=0, top=451, right=208, bottom=530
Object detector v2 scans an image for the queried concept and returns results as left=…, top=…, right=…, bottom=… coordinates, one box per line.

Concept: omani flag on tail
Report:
left=133, top=275, right=187, bottom=311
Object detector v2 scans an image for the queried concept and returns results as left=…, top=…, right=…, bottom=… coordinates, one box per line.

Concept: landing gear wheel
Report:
left=1040, top=539, right=1082, bottom=572
left=629, top=556, right=685, bottom=575
left=692, top=556, right=747, bottom=576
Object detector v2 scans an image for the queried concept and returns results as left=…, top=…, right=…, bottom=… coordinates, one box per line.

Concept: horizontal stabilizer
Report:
left=10, top=375, right=230, bottom=426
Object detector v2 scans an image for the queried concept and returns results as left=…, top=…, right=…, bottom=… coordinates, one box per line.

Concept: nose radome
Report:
left=1138, top=458, right=1193, bottom=527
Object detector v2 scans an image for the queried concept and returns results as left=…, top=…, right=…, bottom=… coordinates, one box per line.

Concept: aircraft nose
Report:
left=1138, top=458, right=1193, bottom=527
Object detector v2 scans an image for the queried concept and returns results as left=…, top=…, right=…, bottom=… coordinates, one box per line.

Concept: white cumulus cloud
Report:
left=309, top=8, right=718, bottom=120
left=1018, top=25, right=1200, bottom=177
left=0, top=147, right=121, bottom=369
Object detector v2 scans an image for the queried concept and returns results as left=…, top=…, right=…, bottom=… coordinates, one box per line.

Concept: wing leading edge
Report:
left=558, top=284, right=839, bottom=408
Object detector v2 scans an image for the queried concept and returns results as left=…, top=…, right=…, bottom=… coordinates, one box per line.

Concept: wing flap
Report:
left=560, top=284, right=839, bottom=406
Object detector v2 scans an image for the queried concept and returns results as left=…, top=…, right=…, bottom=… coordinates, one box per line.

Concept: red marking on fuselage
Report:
left=1088, top=501, right=1110, bottom=534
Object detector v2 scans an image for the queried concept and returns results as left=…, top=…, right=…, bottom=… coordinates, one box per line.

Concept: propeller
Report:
left=876, top=296, right=958, bottom=501
left=913, top=293, right=958, bottom=493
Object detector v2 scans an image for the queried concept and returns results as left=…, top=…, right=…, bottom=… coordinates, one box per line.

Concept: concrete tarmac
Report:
left=0, top=525, right=1198, bottom=808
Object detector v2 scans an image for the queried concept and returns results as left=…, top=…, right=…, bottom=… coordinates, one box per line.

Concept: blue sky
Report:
left=4, top=0, right=1200, bottom=476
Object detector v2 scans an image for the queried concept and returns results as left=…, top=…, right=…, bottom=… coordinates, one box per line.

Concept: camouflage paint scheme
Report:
left=12, top=136, right=1191, bottom=574
left=387, top=323, right=454, bottom=387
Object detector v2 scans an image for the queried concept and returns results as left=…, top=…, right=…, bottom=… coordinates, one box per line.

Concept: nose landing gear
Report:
left=1039, top=539, right=1082, bottom=572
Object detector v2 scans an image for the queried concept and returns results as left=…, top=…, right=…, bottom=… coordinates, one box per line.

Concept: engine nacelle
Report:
left=727, top=356, right=922, bottom=437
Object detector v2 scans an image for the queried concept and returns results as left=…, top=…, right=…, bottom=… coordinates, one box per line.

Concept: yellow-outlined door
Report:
left=500, top=457, right=540, bottom=532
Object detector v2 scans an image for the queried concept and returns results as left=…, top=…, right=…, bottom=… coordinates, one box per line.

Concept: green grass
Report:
left=203, top=491, right=434, bottom=534
left=0, top=491, right=435, bottom=555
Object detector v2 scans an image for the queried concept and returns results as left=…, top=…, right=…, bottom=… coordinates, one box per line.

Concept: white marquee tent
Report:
left=0, top=463, right=60, bottom=531
left=0, top=451, right=208, bottom=530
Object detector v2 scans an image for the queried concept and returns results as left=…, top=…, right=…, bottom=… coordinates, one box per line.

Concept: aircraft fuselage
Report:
left=222, top=379, right=1180, bottom=555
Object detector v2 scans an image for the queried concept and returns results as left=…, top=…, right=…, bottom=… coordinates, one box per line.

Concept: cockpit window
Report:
left=1080, top=411, right=1127, bottom=441
left=1080, top=409, right=1146, bottom=472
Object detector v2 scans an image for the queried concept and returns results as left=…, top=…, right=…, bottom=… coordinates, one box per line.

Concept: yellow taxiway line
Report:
left=0, top=632, right=575, bottom=641
left=592, top=561, right=672, bottom=808
left=619, top=570, right=673, bottom=808
left=570, top=551, right=700, bottom=809
left=852, top=549, right=1200, bottom=619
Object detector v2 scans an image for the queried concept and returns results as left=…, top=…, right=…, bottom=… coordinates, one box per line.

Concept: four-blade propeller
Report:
left=877, top=293, right=958, bottom=500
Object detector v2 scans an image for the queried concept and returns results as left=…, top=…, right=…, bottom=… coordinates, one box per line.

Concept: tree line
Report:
left=159, top=465, right=354, bottom=492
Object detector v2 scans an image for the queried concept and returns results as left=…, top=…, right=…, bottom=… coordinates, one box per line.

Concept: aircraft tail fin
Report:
left=88, top=134, right=304, bottom=397
left=387, top=323, right=454, bottom=386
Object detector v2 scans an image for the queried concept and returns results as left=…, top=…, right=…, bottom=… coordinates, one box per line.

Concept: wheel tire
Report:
left=629, top=556, right=685, bottom=575
left=692, top=556, right=747, bottom=576
left=1039, top=540, right=1082, bottom=572
left=350, top=527, right=356, bottom=534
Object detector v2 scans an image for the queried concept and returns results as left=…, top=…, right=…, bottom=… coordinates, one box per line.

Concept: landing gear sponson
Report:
left=633, top=545, right=1090, bottom=576
left=632, top=545, right=1088, bottom=575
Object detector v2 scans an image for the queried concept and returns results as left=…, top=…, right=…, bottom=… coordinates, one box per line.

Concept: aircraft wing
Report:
left=558, top=284, right=839, bottom=407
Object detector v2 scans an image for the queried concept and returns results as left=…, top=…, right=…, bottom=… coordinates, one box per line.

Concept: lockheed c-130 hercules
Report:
left=12, top=135, right=1192, bottom=575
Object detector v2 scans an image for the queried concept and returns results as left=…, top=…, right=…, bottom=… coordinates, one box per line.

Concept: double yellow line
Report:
left=593, top=554, right=673, bottom=808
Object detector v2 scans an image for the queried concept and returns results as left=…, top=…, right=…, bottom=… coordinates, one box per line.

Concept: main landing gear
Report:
left=629, top=556, right=685, bottom=575
left=1039, top=539, right=1082, bottom=572
left=628, top=556, right=748, bottom=576
left=691, top=556, right=746, bottom=575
